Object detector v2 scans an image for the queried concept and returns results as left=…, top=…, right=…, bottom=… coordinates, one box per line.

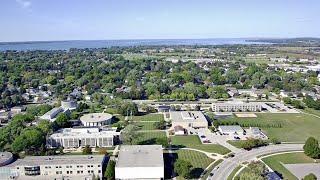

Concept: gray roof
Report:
left=170, top=111, right=207, bottom=123
left=218, top=125, right=244, bottom=132
left=116, top=145, right=163, bottom=168
left=7, top=155, right=105, bottom=167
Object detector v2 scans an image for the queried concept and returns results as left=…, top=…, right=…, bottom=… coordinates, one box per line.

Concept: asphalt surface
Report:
left=207, top=144, right=304, bottom=180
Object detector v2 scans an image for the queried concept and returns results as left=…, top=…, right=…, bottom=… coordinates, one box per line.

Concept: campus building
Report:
left=212, top=101, right=262, bottom=112
left=40, top=107, right=66, bottom=122
left=218, top=125, right=244, bottom=135
left=47, top=127, right=119, bottom=149
left=0, top=153, right=107, bottom=180
left=115, top=145, right=164, bottom=180
left=80, top=113, right=113, bottom=127
left=170, top=111, right=208, bottom=129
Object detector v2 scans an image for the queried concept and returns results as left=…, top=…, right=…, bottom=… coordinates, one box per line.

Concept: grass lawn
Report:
left=261, top=152, right=316, bottom=180
left=134, top=131, right=167, bottom=145
left=220, top=113, right=320, bottom=142
left=171, top=135, right=231, bottom=155
left=227, top=140, right=245, bottom=149
left=164, top=149, right=214, bottom=179
left=303, top=108, right=320, bottom=117
left=132, top=114, right=164, bottom=122
left=135, top=121, right=157, bottom=130
left=202, top=159, right=223, bottom=179
left=227, top=165, right=243, bottom=180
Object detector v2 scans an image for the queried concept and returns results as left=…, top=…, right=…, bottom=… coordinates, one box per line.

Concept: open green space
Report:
left=220, top=113, right=320, bottom=142
left=303, top=108, right=320, bottom=117
left=164, top=149, right=214, bottom=180
left=171, top=135, right=231, bottom=155
left=132, top=113, right=164, bottom=122
left=135, top=121, right=157, bottom=130
left=134, top=131, right=167, bottom=145
left=261, top=152, right=316, bottom=180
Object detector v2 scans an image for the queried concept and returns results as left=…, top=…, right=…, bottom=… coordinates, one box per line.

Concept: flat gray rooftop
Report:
left=116, top=145, right=163, bottom=168
left=170, top=111, right=207, bottom=123
left=7, top=155, right=105, bottom=167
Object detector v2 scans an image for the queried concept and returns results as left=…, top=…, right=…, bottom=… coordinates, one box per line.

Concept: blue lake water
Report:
left=0, top=38, right=269, bottom=51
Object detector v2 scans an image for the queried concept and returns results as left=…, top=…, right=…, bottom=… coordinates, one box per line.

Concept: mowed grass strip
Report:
left=171, top=135, right=231, bottom=155
left=202, top=159, right=223, bottom=179
left=221, top=113, right=320, bottom=142
left=261, top=152, right=315, bottom=180
left=227, top=165, right=243, bottom=180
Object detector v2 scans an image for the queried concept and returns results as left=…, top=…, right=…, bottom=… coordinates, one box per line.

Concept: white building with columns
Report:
left=80, top=113, right=113, bottom=127
left=46, top=127, right=119, bottom=149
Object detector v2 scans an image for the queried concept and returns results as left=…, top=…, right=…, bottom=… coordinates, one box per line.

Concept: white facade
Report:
left=40, top=107, right=64, bottom=121
left=0, top=155, right=106, bottom=180
left=212, top=101, right=262, bottom=112
left=61, top=100, right=78, bottom=111
left=80, top=113, right=113, bottom=127
left=47, top=127, right=119, bottom=149
left=116, top=145, right=164, bottom=180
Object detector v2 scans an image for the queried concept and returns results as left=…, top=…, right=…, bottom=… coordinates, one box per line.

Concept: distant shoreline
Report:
left=0, top=38, right=272, bottom=51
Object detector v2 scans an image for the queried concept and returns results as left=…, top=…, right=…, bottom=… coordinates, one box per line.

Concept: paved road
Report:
left=207, top=144, right=303, bottom=180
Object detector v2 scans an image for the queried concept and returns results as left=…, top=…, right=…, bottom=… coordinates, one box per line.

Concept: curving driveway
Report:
left=207, top=144, right=303, bottom=180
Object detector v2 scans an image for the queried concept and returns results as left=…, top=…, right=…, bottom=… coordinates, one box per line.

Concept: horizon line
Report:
left=1, top=36, right=319, bottom=43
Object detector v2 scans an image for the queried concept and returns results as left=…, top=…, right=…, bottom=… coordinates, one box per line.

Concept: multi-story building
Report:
left=0, top=153, right=107, bottom=180
left=80, top=113, right=113, bottom=127
left=47, top=127, right=119, bottom=149
left=212, top=101, right=262, bottom=112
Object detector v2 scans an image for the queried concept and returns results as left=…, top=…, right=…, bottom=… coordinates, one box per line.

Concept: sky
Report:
left=0, top=0, right=319, bottom=42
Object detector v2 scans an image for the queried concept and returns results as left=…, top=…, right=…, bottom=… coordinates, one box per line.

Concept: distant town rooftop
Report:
left=116, top=145, right=163, bottom=168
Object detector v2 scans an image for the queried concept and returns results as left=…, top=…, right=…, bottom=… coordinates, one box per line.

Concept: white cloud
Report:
left=16, top=0, right=32, bottom=9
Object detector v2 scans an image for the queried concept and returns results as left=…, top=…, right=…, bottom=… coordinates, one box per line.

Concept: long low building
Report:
left=40, top=107, right=65, bottom=122
left=212, top=101, right=262, bottom=112
left=115, top=145, right=164, bottom=180
left=47, top=127, right=120, bottom=149
left=0, top=153, right=106, bottom=180
left=170, top=111, right=208, bottom=129
left=218, top=125, right=244, bottom=135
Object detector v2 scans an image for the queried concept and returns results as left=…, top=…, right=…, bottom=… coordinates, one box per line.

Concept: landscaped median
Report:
left=171, top=135, right=231, bottom=155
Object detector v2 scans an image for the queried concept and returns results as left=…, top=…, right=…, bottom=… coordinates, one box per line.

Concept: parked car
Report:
left=201, top=135, right=206, bottom=138
left=203, top=139, right=211, bottom=143
left=234, top=136, right=240, bottom=140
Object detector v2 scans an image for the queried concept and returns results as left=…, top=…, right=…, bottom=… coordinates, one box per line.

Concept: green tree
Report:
left=121, top=124, right=140, bottom=145
left=104, top=160, right=116, bottom=180
left=303, top=137, right=320, bottom=159
left=82, top=145, right=92, bottom=155
left=118, top=102, right=138, bottom=116
left=174, top=159, right=193, bottom=179
left=303, top=173, right=317, bottom=180
left=55, top=113, right=70, bottom=128
left=156, top=137, right=169, bottom=148
left=154, top=119, right=166, bottom=130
